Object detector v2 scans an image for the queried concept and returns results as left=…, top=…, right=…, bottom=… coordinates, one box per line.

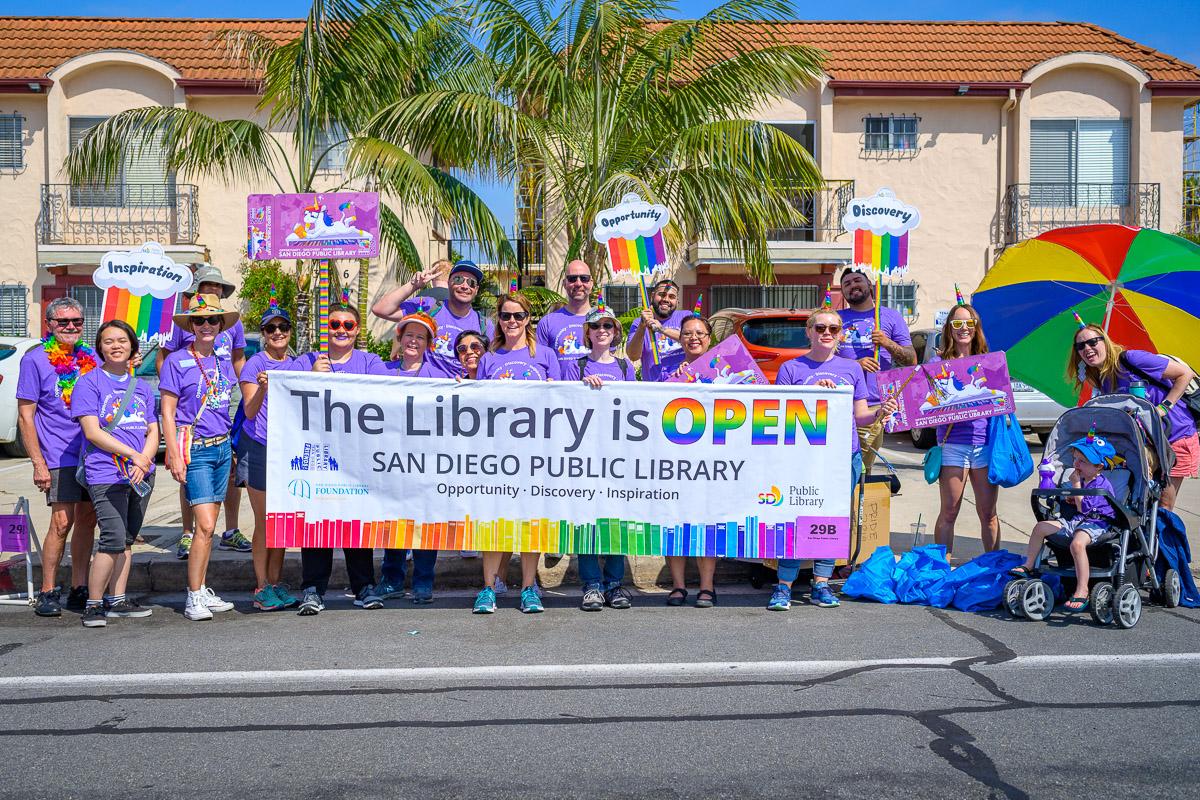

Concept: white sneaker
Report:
left=200, top=586, right=234, bottom=613
left=184, top=591, right=213, bottom=621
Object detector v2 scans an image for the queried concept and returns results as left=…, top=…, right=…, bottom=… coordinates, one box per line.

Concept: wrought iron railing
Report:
left=1001, top=182, right=1160, bottom=244
left=38, top=183, right=200, bottom=246
left=766, top=180, right=855, bottom=242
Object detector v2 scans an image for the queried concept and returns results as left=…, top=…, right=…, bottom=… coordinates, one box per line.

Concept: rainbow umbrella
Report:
left=973, top=225, right=1200, bottom=406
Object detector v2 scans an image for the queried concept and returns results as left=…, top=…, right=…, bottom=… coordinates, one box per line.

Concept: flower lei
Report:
left=42, top=336, right=97, bottom=408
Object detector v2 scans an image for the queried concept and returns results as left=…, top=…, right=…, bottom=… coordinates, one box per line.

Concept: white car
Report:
left=0, top=337, right=42, bottom=457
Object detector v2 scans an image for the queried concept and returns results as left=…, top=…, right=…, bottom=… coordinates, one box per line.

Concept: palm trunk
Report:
left=357, top=258, right=369, bottom=350
left=294, top=260, right=313, bottom=354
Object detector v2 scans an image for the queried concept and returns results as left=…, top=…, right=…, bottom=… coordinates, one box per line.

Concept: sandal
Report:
left=1007, top=565, right=1034, bottom=579
left=694, top=589, right=716, bottom=609
left=666, top=588, right=687, bottom=607
left=1064, top=596, right=1089, bottom=613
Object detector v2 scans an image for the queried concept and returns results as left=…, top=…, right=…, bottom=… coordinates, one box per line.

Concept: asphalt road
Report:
left=2, top=588, right=1199, bottom=800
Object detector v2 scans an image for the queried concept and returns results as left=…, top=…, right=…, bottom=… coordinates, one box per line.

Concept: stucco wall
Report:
left=1028, top=65, right=1134, bottom=118
left=1150, top=97, right=1187, bottom=233
left=0, top=96, right=48, bottom=320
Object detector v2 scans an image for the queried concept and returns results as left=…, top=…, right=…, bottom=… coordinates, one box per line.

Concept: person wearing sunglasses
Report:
left=290, top=302, right=390, bottom=615
left=626, top=279, right=688, bottom=381
left=371, top=259, right=494, bottom=378
left=925, top=304, right=1001, bottom=557
left=535, top=259, right=596, bottom=373
left=1070, top=323, right=1198, bottom=511
left=159, top=294, right=241, bottom=621
left=771, top=308, right=895, bottom=611
left=237, top=302, right=297, bottom=611
left=454, top=330, right=487, bottom=381
left=17, top=297, right=98, bottom=616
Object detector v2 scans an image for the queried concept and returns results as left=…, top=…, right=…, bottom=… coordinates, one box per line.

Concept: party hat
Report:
left=955, top=284, right=965, bottom=306
left=268, top=284, right=280, bottom=312
left=596, top=292, right=607, bottom=313
left=509, top=277, right=519, bottom=294
left=340, top=287, right=351, bottom=305
left=1087, top=423, right=1096, bottom=443
left=1072, top=310, right=1087, bottom=330
left=822, top=284, right=833, bottom=309
left=692, top=293, right=703, bottom=317
left=194, top=295, right=208, bottom=309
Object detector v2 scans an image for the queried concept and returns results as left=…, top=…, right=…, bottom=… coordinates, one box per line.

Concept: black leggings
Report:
left=300, top=548, right=375, bottom=596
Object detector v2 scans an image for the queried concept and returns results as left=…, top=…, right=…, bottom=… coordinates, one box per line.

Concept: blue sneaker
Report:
left=218, top=529, right=252, bottom=552
left=252, top=585, right=284, bottom=611
left=411, top=588, right=434, bottom=605
left=810, top=582, right=841, bottom=608
left=373, top=578, right=405, bottom=600
left=767, top=583, right=792, bottom=611
left=473, top=586, right=497, bottom=614
left=519, top=586, right=544, bottom=614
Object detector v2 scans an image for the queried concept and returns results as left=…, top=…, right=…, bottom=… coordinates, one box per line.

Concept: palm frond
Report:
left=379, top=203, right=424, bottom=278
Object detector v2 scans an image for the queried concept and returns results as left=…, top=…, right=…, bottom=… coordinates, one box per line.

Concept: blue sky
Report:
left=10, top=0, right=1198, bottom=232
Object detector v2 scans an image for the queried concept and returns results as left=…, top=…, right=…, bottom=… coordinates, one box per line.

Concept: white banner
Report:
left=265, top=373, right=852, bottom=558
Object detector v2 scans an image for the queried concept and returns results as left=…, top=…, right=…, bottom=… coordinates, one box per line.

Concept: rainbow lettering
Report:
left=661, top=397, right=828, bottom=446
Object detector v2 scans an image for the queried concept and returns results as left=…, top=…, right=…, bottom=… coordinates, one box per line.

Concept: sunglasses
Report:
left=811, top=324, right=842, bottom=335
left=451, top=275, right=479, bottom=288
left=949, top=319, right=977, bottom=330
left=1074, top=335, right=1104, bottom=352
left=564, top=275, right=592, bottom=284
left=587, top=321, right=617, bottom=331
left=329, top=319, right=358, bottom=332
left=498, top=311, right=529, bottom=322
left=192, top=316, right=223, bottom=327
left=51, top=317, right=84, bottom=328
left=262, top=323, right=292, bottom=334
left=456, top=342, right=485, bottom=355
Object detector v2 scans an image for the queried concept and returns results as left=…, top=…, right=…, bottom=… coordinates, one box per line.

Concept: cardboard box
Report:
left=837, top=476, right=892, bottom=566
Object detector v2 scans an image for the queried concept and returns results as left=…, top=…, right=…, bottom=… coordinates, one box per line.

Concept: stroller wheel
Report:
left=1114, top=584, right=1142, bottom=629
left=1162, top=569, right=1182, bottom=609
left=1088, top=583, right=1115, bottom=626
left=1021, top=580, right=1053, bottom=621
left=1004, top=579, right=1027, bottom=618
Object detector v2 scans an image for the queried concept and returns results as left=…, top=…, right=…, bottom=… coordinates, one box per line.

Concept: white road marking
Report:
left=2, top=652, right=1199, bottom=691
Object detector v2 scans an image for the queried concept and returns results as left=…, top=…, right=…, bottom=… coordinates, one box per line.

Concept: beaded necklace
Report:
left=41, top=336, right=97, bottom=408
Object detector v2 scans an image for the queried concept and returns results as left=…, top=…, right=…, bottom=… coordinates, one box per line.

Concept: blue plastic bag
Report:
left=892, top=544, right=952, bottom=604
left=842, top=545, right=898, bottom=604
left=949, top=550, right=1024, bottom=612
left=987, top=413, right=1034, bottom=488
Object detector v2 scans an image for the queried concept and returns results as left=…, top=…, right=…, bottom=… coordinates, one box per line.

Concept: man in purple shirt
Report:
left=836, top=265, right=916, bottom=471
left=17, top=297, right=97, bottom=616
left=536, top=259, right=595, bottom=372
left=626, top=279, right=689, bottom=381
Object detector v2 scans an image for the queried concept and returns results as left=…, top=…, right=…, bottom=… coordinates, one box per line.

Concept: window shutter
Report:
left=69, top=117, right=122, bottom=207
left=0, top=284, right=27, bottom=335
left=0, top=115, right=22, bottom=170
left=1030, top=120, right=1077, bottom=206
left=1078, top=119, right=1130, bottom=205
left=123, top=135, right=173, bottom=207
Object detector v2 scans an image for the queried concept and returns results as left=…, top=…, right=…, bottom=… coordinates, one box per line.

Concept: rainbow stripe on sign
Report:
left=265, top=513, right=848, bottom=559
left=607, top=231, right=667, bottom=275
left=101, top=288, right=175, bottom=345
left=853, top=229, right=909, bottom=274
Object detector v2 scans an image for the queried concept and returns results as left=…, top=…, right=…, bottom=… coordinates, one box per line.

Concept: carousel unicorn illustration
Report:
left=285, top=198, right=374, bottom=249
left=918, top=361, right=1006, bottom=413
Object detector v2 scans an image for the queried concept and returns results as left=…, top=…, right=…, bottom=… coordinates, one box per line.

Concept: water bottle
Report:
left=1129, top=380, right=1147, bottom=399
left=1038, top=458, right=1057, bottom=490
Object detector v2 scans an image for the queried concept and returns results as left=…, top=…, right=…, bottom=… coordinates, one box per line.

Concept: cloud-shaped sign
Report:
left=592, top=193, right=671, bottom=243
left=841, top=188, right=921, bottom=237
left=93, top=241, right=193, bottom=299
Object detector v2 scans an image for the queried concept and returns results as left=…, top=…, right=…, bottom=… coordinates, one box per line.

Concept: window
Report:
left=740, top=319, right=810, bottom=350
left=0, top=114, right=23, bottom=171
left=69, top=117, right=173, bottom=207
left=864, top=116, right=919, bottom=151
left=602, top=284, right=640, bottom=317
left=1030, top=118, right=1130, bottom=206
left=0, top=283, right=26, bottom=335
left=313, top=126, right=348, bottom=173
left=880, top=280, right=917, bottom=320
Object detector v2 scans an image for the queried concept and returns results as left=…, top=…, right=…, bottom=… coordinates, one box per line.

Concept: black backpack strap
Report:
left=617, top=357, right=630, bottom=377
left=577, top=355, right=591, bottom=377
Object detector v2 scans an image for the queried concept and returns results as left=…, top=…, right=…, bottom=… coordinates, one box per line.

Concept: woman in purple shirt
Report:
left=930, top=304, right=1001, bottom=556
left=159, top=294, right=240, bottom=621
left=73, top=321, right=159, bottom=628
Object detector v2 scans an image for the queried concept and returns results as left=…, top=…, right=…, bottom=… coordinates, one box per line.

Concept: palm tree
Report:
left=366, top=0, right=827, bottom=284
left=66, top=0, right=514, bottom=349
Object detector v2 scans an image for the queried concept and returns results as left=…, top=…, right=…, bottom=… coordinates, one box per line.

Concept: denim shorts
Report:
left=941, top=441, right=991, bottom=471
left=185, top=439, right=232, bottom=506
left=239, top=435, right=268, bottom=492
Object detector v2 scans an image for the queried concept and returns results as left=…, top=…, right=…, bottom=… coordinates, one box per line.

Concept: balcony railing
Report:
left=1001, top=183, right=1160, bottom=245
left=766, top=180, right=855, bottom=242
left=38, top=183, right=200, bottom=246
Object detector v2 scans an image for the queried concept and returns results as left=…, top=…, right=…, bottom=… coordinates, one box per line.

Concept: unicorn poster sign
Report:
left=665, top=337, right=769, bottom=386
left=877, top=352, right=1015, bottom=433
left=248, top=192, right=380, bottom=260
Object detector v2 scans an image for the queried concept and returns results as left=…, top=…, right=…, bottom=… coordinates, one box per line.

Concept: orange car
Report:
left=709, top=308, right=812, bottom=382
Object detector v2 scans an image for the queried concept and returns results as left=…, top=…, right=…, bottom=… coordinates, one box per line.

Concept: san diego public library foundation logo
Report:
left=291, top=443, right=339, bottom=472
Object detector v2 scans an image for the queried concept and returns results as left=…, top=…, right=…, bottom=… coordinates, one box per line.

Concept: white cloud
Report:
left=592, top=193, right=671, bottom=243
left=841, top=188, right=921, bottom=237
left=93, top=241, right=193, bottom=299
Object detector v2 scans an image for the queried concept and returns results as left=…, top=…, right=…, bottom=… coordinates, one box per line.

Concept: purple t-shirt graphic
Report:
left=478, top=346, right=560, bottom=381
left=559, top=357, right=637, bottom=382
left=928, top=354, right=991, bottom=447
left=384, top=359, right=440, bottom=378
left=238, top=352, right=293, bottom=445
left=15, top=346, right=86, bottom=469
left=1076, top=472, right=1118, bottom=526
left=776, top=354, right=867, bottom=453
left=291, top=350, right=391, bottom=376
left=1109, top=350, right=1197, bottom=442
left=837, top=306, right=912, bottom=404
left=398, top=297, right=495, bottom=378
left=164, top=319, right=246, bottom=362
left=628, top=309, right=690, bottom=382
left=535, top=308, right=590, bottom=371
left=159, top=349, right=237, bottom=439
left=72, top=369, right=157, bottom=486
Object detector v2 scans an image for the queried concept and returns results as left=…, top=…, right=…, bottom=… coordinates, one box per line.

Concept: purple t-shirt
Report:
left=72, top=369, right=157, bottom=486
left=164, top=319, right=247, bottom=362
left=384, top=359, right=440, bottom=378
left=15, top=346, right=87, bottom=468
left=238, top=352, right=293, bottom=445
left=628, top=310, right=690, bottom=382
left=776, top=354, right=867, bottom=454
left=837, top=306, right=913, bottom=404
left=159, top=349, right=238, bottom=439
left=398, top=298, right=495, bottom=378
left=1109, top=350, right=1197, bottom=442
left=535, top=308, right=591, bottom=371
left=928, top=354, right=991, bottom=447
left=477, top=346, right=561, bottom=381
left=559, top=356, right=637, bottom=383
left=1077, top=473, right=1117, bottom=526
left=291, top=350, right=391, bottom=376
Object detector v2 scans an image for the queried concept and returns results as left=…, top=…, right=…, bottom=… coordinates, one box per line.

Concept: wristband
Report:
left=1160, top=399, right=1174, bottom=410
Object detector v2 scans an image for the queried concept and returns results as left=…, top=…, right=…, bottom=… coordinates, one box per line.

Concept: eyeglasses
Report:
left=192, top=316, right=222, bottom=327
left=498, top=311, right=529, bottom=322
left=329, top=319, right=358, bottom=332
left=681, top=331, right=710, bottom=340
left=949, top=319, right=978, bottom=331
left=1074, top=335, right=1104, bottom=352
left=564, top=275, right=592, bottom=284
left=451, top=275, right=479, bottom=288
left=811, top=324, right=842, bottom=335
left=587, top=321, right=617, bottom=331
left=456, top=342, right=485, bottom=355
left=262, top=323, right=292, bottom=334
left=51, top=317, right=84, bottom=328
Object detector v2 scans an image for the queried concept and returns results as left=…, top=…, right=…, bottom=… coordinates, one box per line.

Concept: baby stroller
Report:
left=1004, top=394, right=1181, bottom=628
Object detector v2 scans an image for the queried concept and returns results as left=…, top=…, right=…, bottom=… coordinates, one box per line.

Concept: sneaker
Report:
left=33, top=589, right=62, bottom=617
left=184, top=591, right=214, bottom=621
left=272, top=583, right=300, bottom=608
left=354, top=585, right=383, bottom=609
left=104, top=599, right=152, bottom=618
left=297, top=588, right=324, bottom=616
left=81, top=605, right=107, bottom=628
left=373, top=577, right=405, bottom=600
left=581, top=586, right=604, bottom=611
left=604, top=586, right=633, bottom=610
left=218, top=529, right=252, bottom=552
left=520, top=586, right=544, bottom=614
left=473, top=586, right=497, bottom=614
left=253, top=585, right=285, bottom=611
left=533, top=580, right=544, bottom=598
left=810, top=582, right=841, bottom=608
left=200, top=587, right=235, bottom=613
left=175, top=532, right=193, bottom=560
left=767, top=583, right=793, bottom=611
left=493, top=576, right=509, bottom=596
left=411, top=588, right=434, bottom=605
left=65, top=585, right=88, bottom=611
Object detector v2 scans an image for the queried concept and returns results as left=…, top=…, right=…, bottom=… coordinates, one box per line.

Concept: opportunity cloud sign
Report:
left=592, top=192, right=671, bottom=275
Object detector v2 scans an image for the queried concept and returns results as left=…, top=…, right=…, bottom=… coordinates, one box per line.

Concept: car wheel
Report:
left=2, top=438, right=26, bottom=458
left=910, top=427, right=936, bottom=450
left=1036, top=431, right=1050, bottom=445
